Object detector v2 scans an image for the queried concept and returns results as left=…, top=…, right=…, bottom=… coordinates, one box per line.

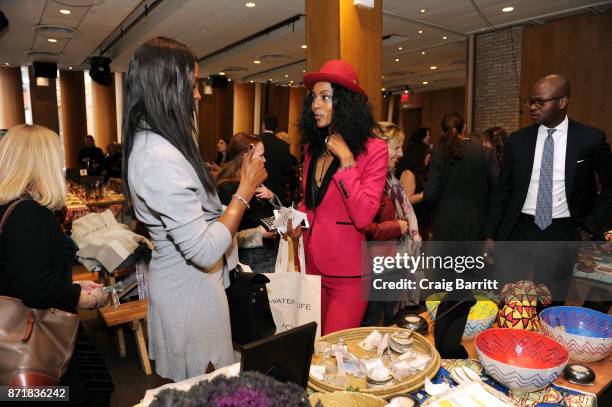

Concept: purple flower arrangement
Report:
left=150, top=371, right=312, bottom=407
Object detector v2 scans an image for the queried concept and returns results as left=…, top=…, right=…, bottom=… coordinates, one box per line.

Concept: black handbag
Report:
left=225, top=265, right=276, bottom=345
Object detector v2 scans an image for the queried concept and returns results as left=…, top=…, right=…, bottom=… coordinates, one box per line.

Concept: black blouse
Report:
left=0, top=199, right=80, bottom=312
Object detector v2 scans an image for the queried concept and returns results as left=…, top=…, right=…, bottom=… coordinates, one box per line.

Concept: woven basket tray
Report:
left=308, top=326, right=440, bottom=399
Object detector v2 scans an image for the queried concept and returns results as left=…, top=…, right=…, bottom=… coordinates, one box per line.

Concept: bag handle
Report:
left=22, top=309, right=34, bottom=342
left=0, top=199, right=24, bottom=234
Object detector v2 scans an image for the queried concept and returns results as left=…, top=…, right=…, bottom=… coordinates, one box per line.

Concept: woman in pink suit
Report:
left=298, top=60, right=388, bottom=335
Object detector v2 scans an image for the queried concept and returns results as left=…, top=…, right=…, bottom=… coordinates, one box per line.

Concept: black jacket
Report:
left=0, top=199, right=80, bottom=312
left=486, top=119, right=612, bottom=240
left=424, top=140, right=498, bottom=241
left=260, top=131, right=293, bottom=205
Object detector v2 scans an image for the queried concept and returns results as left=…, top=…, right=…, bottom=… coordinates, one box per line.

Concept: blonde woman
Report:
left=0, top=124, right=108, bottom=401
left=362, top=122, right=421, bottom=326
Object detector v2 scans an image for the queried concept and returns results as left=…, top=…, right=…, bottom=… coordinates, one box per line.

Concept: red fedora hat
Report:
left=303, top=60, right=367, bottom=98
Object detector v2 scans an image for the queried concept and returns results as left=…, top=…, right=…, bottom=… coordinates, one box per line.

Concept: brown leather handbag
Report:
left=0, top=199, right=80, bottom=386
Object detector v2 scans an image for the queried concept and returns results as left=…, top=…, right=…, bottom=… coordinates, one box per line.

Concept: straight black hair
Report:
left=122, top=36, right=215, bottom=198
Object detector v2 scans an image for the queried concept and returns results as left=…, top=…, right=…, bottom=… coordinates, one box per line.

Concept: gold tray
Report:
left=308, top=326, right=440, bottom=399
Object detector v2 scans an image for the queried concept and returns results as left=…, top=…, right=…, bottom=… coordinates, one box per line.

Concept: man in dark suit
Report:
left=260, top=116, right=293, bottom=205
left=486, top=74, right=611, bottom=300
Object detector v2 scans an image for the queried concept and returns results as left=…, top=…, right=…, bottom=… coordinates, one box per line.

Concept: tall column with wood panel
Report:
left=0, top=66, right=25, bottom=129
left=59, top=70, right=88, bottom=168
left=92, top=77, right=118, bottom=152
left=306, top=0, right=382, bottom=118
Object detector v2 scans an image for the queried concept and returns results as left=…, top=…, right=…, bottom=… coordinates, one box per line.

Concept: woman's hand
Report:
left=255, top=185, right=275, bottom=200
left=77, top=283, right=108, bottom=309
left=238, top=151, right=267, bottom=199
left=283, top=218, right=303, bottom=239
left=75, top=280, right=103, bottom=293
left=398, top=220, right=409, bottom=235
left=326, top=133, right=354, bottom=167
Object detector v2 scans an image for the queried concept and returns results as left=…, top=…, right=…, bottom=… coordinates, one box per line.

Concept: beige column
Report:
left=59, top=70, right=88, bottom=168
left=0, top=66, right=25, bottom=129
left=92, top=77, right=117, bottom=152
left=114, top=72, right=124, bottom=142
left=306, top=0, right=382, bottom=118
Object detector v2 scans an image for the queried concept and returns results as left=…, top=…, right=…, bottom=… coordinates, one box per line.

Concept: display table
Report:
left=419, top=312, right=612, bottom=397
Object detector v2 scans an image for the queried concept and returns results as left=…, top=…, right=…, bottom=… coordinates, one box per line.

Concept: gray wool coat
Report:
left=128, top=130, right=238, bottom=381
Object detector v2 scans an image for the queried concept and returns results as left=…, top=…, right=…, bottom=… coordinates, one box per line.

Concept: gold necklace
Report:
left=316, top=151, right=331, bottom=187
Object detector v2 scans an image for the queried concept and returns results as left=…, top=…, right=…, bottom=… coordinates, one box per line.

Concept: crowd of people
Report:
left=0, top=35, right=609, bottom=387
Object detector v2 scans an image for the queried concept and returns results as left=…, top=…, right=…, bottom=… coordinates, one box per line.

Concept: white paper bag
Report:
left=267, top=236, right=321, bottom=338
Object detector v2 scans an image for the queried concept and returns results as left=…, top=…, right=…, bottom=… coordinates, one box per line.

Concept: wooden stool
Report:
left=99, top=299, right=151, bottom=375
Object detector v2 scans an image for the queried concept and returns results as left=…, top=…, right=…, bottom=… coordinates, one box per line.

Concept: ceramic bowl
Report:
left=426, top=292, right=498, bottom=339
left=539, top=306, right=612, bottom=363
left=475, top=328, right=569, bottom=392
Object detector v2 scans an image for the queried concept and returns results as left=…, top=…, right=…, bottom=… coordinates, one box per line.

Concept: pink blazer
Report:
left=300, top=137, right=388, bottom=277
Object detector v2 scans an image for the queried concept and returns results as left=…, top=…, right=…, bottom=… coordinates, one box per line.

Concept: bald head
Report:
left=528, top=74, right=571, bottom=127
left=534, top=74, right=571, bottom=98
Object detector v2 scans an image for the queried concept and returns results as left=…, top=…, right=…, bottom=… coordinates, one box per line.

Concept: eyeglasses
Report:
left=311, top=93, right=333, bottom=105
left=526, top=96, right=566, bottom=108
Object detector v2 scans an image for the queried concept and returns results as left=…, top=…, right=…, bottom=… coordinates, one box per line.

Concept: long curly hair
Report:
left=298, top=84, right=378, bottom=158
left=438, top=113, right=465, bottom=161
left=482, top=126, right=508, bottom=164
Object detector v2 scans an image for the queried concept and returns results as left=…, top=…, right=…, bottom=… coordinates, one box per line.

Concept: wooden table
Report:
left=418, top=312, right=612, bottom=397
left=99, top=299, right=151, bottom=375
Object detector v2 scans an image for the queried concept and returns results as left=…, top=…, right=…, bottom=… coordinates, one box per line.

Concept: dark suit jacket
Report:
left=486, top=119, right=612, bottom=240
left=424, top=140, right=498, bottom=241
left=260, top=131, right=293, bottom=205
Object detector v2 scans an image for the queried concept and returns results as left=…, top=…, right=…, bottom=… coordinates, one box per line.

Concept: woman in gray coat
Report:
left=122, top=37, right=267, bottom=381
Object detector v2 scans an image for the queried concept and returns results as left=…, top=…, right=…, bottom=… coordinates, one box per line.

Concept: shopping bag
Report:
left=267, top=236, right=321, bottom=338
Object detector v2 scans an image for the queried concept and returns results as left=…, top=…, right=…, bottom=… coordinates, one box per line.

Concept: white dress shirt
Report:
left=522, top=115, right=570, bottom=218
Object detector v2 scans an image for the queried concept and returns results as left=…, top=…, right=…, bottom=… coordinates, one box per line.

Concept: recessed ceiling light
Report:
left=268, top=78, right=273, bottom=81
left=381, top=75, right=384, bottom=79
left=403, top=90, right=409, bottom=94
left=430, top=66, right=437, bottom=70
left=395, top=58, right=400, bottom=62
left=4, top=63, right=9, bottom=66
left=253, top=60, right=261, bottom=64
left=421, top=51, right=426, bottom=55
left=228, top=78, right=232, bottom=82
left=442, top=36, right=448, bottom=40
left=398, top=46, right=403, bottom=50
left=420, top=9, right=426, bottom=13
left=245, top=2, right=256, bottom=8
left=422, top=81, right=428, bottom=85
left=250, top=80, right=254, bottom=83
left=290, top=80, right=294, bottom=84
left=381, top=88, right=386, bottom=91
left=48, top=38, right=58, bottom=43
left=302, top=69, right=306, bottom=73
left=68, top=66, right=72, bottom=70
left=502, top=6, right=514, bottom=13
left=219, top=71, right=225, bottom=75
left=418, top=30, right=423, bottom=34
left=284, top=74, right=288, bottom=78
left=59, top=9, right=71, bottom=15
left=301, top=44, right=307, bottom=49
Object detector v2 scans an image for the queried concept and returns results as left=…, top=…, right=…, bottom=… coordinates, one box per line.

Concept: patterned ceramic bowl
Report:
left=475, top=328, right=569, bottom=392
left=539, top=306, right=612, bottom=363
left=426, top=292, right=498, bottom=339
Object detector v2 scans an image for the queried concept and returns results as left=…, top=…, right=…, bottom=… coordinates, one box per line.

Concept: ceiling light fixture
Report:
left=442, top=36, right=448, bottom=40
left=381, top=88, right=386, bottom=91
left=228, top=78, right=232, bottom=82
left=403, top=90, right=409, bottom=94
left=502, top=7, right=514, bottom=13
left=268, top=78, right=273, bottom=81
left=418, top=30, right=423, bottom=34
left=68, top=66, right=73, bottom=70
left=381, top=75, right=384, bottom=79
left=250, top=80, right=254, bottom=83
left=422, top=81, right=428, bottom=85
left=421, top=51, right=426, bottom=55
left=4, top=63, right=9, bottom=66
left=253, top=60, right=261, bottom=64
left=421, top=9, right=426, bottom=13
left=245, top=2, right=256, bottom=8
left=398, top=46, right=403, bottom=50
left=430, top=66, right=437, bottom=70
left=219, top=71, right=225, bottom=75
left=59, top=9, right=71, bottom=15
left=284, top=74, right=288, bottom=78
left=302, top=69, right=306, bottom=73
left=301, top=44, right=307, bottom=49
left=395, top=58, right=400, bottom=62
left=48, top=38, right=58, bottom=43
